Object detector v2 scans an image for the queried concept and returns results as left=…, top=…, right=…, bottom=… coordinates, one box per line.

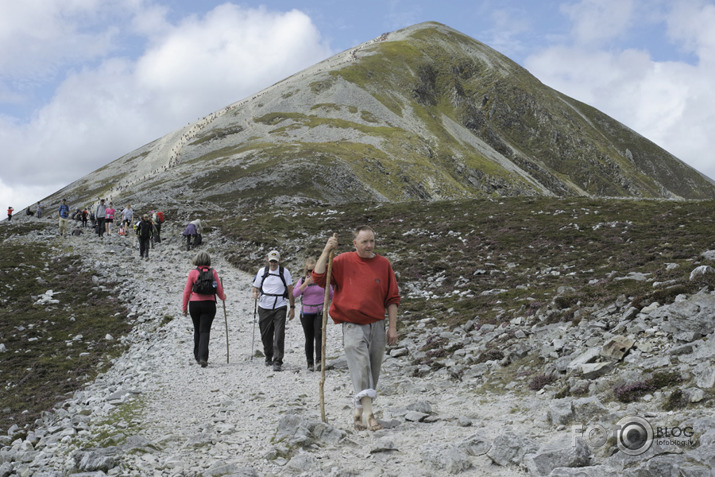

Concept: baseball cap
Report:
left=267, top=250, right=280, bottom=262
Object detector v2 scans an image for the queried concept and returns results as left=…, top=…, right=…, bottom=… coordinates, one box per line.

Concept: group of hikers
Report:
left=54, top=198, right=171, bottom=260
left=181, top=225, right=400, bottom=431
left=7, top=199, right=399, bottom=431
left=49, top=197, right=208, bottom=261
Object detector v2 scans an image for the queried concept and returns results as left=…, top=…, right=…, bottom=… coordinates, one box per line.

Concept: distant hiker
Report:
left=182, top=219, right=203, bottom=251
left=293, top=257, right=333, bottom=372
left=313, top=226, right=400, bottom=431
left=148, top=215, right=159, bottom=249
left=36, top=203, right=42, bottom=219
left=121, top=204, right=133, bottom=231
left=7, top=206, right=13, bottom=222
left=182, top=251, right=226, bottom=367
left=81, top=208, right=88, bottom=228
left=252, top=250, right=295, bottom=372
left=95, top=199, right=107, bottom=237
left=105, top=202, right=116, bottom=235
left=136, top=214, right=153, bottom=259
left=58, top=200, right=70, bottom=236
left=152, top=210, right=164, bottom=243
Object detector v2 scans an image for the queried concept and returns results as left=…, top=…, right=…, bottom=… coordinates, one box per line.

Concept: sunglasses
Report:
left=307, top=269, right=313, bottom=274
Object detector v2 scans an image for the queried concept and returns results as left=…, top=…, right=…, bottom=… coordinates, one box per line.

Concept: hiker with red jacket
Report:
left=182, top=251, right=226, bottom=367
left=313, top=225, right=400, bottom=431
left=7, top=206, right=13, bottom=222
left=152, top=210, right=164, bottom=243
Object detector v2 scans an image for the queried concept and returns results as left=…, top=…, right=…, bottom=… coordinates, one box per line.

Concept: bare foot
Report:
left=354, top=415, right=367, bottom=430
left=366, top=414, right=382, bottom=431
left=353, top=409, right=366, bottom=430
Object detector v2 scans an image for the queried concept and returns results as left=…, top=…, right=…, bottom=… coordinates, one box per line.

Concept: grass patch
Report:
left=0, top=224, right=134, bottom=434
left=209, top=197, right=715, bottom=330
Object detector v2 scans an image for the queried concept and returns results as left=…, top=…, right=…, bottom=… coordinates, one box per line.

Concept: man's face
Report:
left=269, top=260, right=279, bottom=270
left=353, top=230, right=375, bottom=258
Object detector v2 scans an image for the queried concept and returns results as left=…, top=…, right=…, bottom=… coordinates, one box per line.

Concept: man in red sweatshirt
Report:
left=313, top=225, right=400, bottom=431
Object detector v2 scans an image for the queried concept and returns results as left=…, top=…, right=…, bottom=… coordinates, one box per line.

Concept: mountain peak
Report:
left=46, top=22, right=715, bottom=211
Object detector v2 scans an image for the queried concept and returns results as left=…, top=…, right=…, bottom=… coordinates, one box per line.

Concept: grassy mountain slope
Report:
left=40, top=22, right=715, bottom=215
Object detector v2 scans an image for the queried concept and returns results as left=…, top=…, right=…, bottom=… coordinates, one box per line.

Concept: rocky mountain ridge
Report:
left=41, top=21, right=715, bottom=218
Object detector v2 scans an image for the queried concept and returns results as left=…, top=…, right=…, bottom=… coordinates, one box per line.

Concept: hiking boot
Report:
left=307, top=363, right=314, bottom=372
left=316, top=363, right=322, bottom=372
left=272, top=363, right=282, bottom=372
left=265, top=360, right=272, bottom=367
left=199, top=360, right=207, bottom=368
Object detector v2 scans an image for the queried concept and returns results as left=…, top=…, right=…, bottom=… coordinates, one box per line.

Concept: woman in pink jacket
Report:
left=105, top=202, right=115, bottom=235
left=293, top=257, right=333, bottom=371
left=182, top=251, right=226, bottom=367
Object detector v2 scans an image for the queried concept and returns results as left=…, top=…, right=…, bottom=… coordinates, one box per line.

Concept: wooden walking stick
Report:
left=320, top=233, right=337, bottom=423
left=221, top=278, right=229, bottom=364
left=250, top=298, right=257, bottom=360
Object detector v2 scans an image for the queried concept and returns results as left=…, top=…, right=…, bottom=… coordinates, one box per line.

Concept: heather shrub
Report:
left=529, top=373, right=556, bottom=391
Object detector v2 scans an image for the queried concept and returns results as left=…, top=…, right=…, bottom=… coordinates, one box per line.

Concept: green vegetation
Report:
left=82, top=397, right=147, bottom=448
left=2, top=195, right=713, bottom=436
left=613, top=371, right=684, bottom=404
left=0, top=223, right=134, bottom=435
left=210, top=197, right=715, bottom=330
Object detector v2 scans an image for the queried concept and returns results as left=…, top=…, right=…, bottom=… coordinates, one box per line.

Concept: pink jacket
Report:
left=182, top=267, right=226, bottom=313
left=292, top=276, right=333, bottom=314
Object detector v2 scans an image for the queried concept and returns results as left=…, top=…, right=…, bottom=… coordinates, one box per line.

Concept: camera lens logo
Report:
left=583, top=424, right=608, bottom=449
left=616, top=416, right=654, bottom=456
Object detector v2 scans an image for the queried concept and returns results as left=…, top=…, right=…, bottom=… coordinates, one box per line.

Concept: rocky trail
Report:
left=3, top=224, right=531, bottom=476
left=2, top=222, right=715, bottom=476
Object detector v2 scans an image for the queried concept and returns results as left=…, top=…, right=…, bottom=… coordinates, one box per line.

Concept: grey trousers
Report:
left=258, top=306, right=287, bottom=365
left=342, top=321, right=386, bottom=407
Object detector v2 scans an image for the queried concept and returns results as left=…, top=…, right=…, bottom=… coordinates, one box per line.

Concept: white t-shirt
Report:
left=253, top=266, right=293, bottom=310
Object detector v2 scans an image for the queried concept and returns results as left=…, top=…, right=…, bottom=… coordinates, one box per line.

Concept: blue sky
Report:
left=2, top=0, right=715, bottom=211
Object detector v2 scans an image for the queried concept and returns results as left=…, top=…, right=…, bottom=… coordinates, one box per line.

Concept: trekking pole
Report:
left=320, top=233, right=337, bottom=423
left=221, top=278, right=229, bottom=364
left=251, top=298, right=257, bottom=360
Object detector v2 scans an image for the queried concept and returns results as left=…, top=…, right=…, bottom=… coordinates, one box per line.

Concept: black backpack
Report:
left=258, top=266, right=288, bottom=308
left=192, top=267, right=217, bottom=295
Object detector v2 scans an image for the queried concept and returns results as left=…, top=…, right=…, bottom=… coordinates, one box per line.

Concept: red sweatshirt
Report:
left=313, top=251, right=400, bottom=325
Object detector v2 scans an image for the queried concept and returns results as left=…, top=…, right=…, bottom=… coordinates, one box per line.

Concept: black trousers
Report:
left=258, top=306, right=287, bottom=365
left=300, top=312, right=322, bottom=365
left=190, top=301, right=216, bottom=362
left=185, top=234, right=196, bottom=250
left=139, top=237, right=151, bottom=257
left=96, top=217, right=106, bottom=236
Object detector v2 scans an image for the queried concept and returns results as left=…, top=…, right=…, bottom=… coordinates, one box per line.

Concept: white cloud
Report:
left=0, top=177, right=61, bottom=218
left=0, top=3, right=332, bottom=210
left=0, top=0, right=120, bottom=81
left=560, top=0, right=636, bottom=46
left=525, top=0, right=715, bottom=181
left=667, top=0, right=715, bottom=64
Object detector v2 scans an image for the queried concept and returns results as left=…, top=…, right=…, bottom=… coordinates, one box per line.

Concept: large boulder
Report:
left=523, top=436, right=591, bottom=476
left=651, top=294, right=715, bottom=337
left=486, top=430, right=539, bottom=467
